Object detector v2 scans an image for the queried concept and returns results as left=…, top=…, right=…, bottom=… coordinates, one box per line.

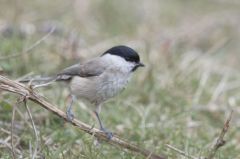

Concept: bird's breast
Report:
left=97, top=72, right=130, bottom=101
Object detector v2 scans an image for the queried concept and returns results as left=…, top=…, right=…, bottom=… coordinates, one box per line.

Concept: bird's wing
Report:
left=56, top=58, right=108, bottom=80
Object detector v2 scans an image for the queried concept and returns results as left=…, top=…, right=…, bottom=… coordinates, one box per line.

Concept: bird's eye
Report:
left=125, top=57, right=131, bottom=61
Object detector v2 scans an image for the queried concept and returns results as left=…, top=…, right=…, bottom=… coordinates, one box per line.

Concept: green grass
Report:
left=1, top=0, right=240, bottom=158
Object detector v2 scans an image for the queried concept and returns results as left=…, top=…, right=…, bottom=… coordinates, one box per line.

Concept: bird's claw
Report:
left=100, top=128, right=113, bottom=139
left=66, top=109, right=74, bottom=121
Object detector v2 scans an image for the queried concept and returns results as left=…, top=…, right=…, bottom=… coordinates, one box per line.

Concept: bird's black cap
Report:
left=102, top=45, right=141, bottom=63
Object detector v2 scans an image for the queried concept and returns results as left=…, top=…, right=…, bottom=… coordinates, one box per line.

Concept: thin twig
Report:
left=206, top=110, right=233, bottom=159
left=24, top=99, right=39, bottom=159
left=0, top=27, right=55, bottom=61
left=0, top=75, right=166, bottom=159
left=11, top=101, right=17, bottom=159
left=165, top=144, right=198, bottom=159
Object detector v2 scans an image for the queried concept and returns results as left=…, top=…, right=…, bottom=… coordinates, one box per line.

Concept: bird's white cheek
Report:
left=123, top=62, right=136, bottom=73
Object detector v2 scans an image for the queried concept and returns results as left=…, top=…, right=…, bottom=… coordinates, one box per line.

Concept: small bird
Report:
left=22, top=45, right=144, bottom=138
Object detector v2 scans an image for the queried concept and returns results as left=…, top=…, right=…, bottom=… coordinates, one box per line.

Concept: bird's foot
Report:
left=100, top=127, right=113, bottom=140
left=66, top=109, right=74, bottom=121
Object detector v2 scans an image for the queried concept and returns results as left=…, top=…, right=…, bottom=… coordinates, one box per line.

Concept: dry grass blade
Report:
left=206, top=110, right=233, bottom=159
left=11, top=101, right=17, bottom=159
left=0, top=75, right=166, bottom=159
left=0, top=140, right=16, bottom=155
left=24, top=99, right=39, bottom=159
left=165, top=144, right=198, bottom=159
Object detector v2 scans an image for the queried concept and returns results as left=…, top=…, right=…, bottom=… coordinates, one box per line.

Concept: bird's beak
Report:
left=137, top=62, right=145, bottom=67
left=132, top=62, right=145, bottom=72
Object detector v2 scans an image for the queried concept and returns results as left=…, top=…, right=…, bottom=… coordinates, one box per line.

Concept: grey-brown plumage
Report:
left=57, top=57, right=108, bottom=79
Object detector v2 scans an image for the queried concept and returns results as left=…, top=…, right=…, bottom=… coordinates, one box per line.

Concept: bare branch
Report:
left=0, top=27, right=55, bottom=61
left=0, top=75, right=166, bottom=159
left=206, top=110, right=233, bottom=159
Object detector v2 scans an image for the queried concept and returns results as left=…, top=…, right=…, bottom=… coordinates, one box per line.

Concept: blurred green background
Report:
left=0, top=0, right=240, bottom=158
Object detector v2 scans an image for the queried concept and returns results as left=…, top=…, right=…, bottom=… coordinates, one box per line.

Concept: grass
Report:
left=1, top=0, right=240, bottom=158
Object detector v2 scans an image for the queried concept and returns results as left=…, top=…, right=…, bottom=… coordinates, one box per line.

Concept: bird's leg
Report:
left=94, top=105, right=113, bottom=139
left=66, top=95, right=75, bottom=121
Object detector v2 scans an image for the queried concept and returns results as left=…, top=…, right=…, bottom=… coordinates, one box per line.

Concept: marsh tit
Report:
left=22, top=45, right=144, bottom=138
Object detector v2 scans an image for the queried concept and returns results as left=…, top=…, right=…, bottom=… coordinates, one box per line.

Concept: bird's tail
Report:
left=18, top=74, right=72, bottom=85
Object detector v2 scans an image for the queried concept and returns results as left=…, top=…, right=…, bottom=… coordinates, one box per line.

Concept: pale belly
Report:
left=70, top=73, right=131, bottom=104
